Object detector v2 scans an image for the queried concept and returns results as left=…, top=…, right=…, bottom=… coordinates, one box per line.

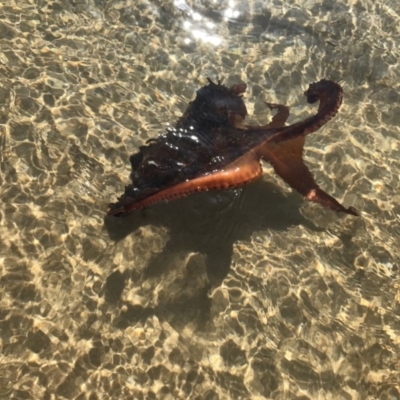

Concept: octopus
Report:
left=108, top=79, right=358, bottom=217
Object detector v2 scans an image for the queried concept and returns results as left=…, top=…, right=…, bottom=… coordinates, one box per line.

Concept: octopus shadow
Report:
left=105, top=180, right=319, bottom=281
left=104, top=180, right=323, bottom=329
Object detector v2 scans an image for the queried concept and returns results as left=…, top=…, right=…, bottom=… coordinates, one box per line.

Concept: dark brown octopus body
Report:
left=108, top=79, right=358, bottom=217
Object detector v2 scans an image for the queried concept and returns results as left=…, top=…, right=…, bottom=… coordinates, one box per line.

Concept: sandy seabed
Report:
left=0, top=1, right=400, bottom=399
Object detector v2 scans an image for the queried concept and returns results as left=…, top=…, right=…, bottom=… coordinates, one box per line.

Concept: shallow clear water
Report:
left=1, top=0, right=400, bottom=399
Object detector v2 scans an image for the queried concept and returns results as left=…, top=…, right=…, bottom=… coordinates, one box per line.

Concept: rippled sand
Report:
left=1, top=0, right=400, bottom=399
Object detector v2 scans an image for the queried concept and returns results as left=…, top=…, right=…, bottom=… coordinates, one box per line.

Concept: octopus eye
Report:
left=229, top=83, right=247, bottom=95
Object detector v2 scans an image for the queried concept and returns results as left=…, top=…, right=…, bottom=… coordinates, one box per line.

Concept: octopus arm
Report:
left=259, top=138, right=358, bottom=216
left=107, top=151, right=262, bottom=217
left=254, top=91, right=357, bottom=216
